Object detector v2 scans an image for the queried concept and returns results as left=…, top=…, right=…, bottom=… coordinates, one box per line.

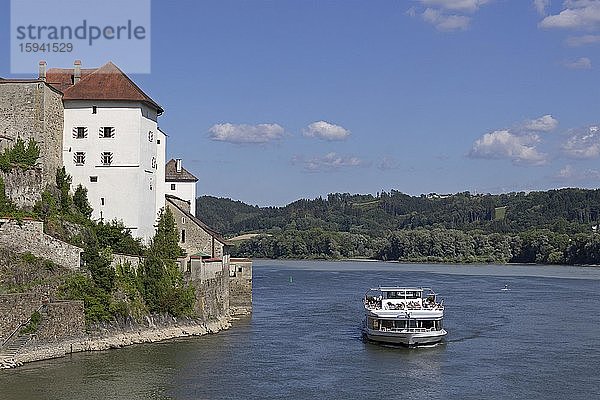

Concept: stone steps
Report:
left=0, top=334, right=33, bottom=359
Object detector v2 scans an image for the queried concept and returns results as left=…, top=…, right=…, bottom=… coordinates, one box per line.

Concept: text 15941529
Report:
left=18, top=43, right=73, bottom=53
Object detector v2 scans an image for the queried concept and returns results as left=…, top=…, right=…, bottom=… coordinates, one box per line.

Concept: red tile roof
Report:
left=46, top=62, right=163, bottom=113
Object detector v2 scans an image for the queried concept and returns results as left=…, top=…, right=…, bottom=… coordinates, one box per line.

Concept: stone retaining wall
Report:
left=0, top=219, right=82, bottom=270
left=111, top=253, right=143, bottom=271
left=0, top=168, right=43, bottom=210
left=192, top=271, right=229, bottom=321
left=0, top=293, right=40, bottom=343
left=35, top=301, right=85, bottom=342
left=229, top=258, right=252, bottom=315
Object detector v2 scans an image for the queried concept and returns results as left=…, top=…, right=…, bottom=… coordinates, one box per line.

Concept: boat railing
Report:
left=378, top=327, right=438, bottom=333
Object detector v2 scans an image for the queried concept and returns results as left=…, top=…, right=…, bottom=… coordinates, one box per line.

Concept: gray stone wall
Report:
left=111, top=253, right=143, bottom=271
left=35, top=301, right=85, bottom=342
left=0, top=293, right=40, bottom=343
left=0, top=168, right=43, bottom=209
left=228, top=258, right=252, bottom=315
left=0, top=81, right=64, bottom=186
left=188, top=262, right=229, bottom=321
left=167, top=201, right=224, bottom=259
left=0, top=219, right=82, bottom=270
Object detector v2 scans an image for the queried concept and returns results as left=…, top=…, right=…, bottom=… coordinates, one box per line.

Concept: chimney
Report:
left=73, top=60, right=81, bottom=84
left=38, top=61, right=46, bottom=81
left=175, top=158, right=182, bottom=173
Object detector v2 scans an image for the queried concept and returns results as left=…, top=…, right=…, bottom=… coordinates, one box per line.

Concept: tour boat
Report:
left=362, top=286, right=447, bottom=346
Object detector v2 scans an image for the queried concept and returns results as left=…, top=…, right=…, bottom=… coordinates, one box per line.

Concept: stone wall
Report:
left=189, top=262, right=229, bottom=321
left=0, top=219, right=82, bottom=270
left=0, top=168, right=43, bottom=209
left=228, top=258, right=253, bottom=315
left=188, top=259, right=224, bottom=282
left=111, top=253, right=143, bottom=271
left=0, top=293, right=40, bottom=343
left=35, top=301, right=85, bottom=342
left=0, top=81, right=64, bottom=186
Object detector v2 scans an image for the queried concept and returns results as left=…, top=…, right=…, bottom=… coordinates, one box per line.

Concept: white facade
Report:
left=167, top=178, right=197, bottom=216
left=155, top=128, right=167, bottom=219
left=62, top=100, right=164, bottom=242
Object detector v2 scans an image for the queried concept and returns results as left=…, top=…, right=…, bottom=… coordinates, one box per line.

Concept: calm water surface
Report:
left=2, top=261, right=600, bottom=399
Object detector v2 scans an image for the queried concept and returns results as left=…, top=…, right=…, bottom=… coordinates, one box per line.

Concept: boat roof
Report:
left=374, top=287, right=427, bottom=292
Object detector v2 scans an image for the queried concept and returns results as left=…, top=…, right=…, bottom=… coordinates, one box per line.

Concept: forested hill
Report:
left=197, top=189, right=600, bottom=236
left=195, top=189, right=600, bottom=265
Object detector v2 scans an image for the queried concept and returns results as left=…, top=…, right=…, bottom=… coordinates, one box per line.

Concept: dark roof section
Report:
left=165, top=159, right=198, bottom=182
left=165, top=195, right=227, bottom=246
left=45, top=68, right=96, bottom=91
left=46, top=62, right=163, bottom=114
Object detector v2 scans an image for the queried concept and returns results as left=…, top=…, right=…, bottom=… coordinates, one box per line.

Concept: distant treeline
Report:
left=196, top=189, right=600, bottom=265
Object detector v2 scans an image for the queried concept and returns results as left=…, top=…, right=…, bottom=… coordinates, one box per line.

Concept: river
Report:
left=1, top=260, right=599, bottom=399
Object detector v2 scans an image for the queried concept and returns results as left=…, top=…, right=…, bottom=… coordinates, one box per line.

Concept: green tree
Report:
left=139, top=207, right=193, bottom=316
left=55, top=167, right=72, bottom=213
left=73, top=184, right=93, bottom=218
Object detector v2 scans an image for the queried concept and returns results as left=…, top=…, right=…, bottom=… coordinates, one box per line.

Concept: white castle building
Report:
left=165, top=158, right=198, bottom=216
left=45, top=61, right=166, bottom=242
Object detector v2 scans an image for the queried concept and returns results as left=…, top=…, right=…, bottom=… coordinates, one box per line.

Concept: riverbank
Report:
left=0, top=317, right=231, bottom=370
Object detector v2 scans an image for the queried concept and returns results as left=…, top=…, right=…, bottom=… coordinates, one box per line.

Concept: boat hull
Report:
left=362, top=328, right=447, bottom=346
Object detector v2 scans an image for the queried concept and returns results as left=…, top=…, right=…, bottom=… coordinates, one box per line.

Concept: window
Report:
left=148, top=131, right=154, bottom=142
left=157, top=139, right=161, bottom=144
left=73, top=152, right=85, bottom=165
left=101, top=152, right=113, bottom=165
left=182, top=217, right=186, bottom=224
left=92, top=106, right=97, bottom=114
left=171, top=184, right=176, bottom=190
left=181, top=229, right=186, bottom=243
left=90, top=176, right=98, bottom=182
left=73, top=126, right=87, bottom=139
left=100, top=127, right=115, bottom=138
left=151, top=157, right=157, bottom=169
left=237, top=266, right=243, bottom=273
left=100, top=197, right=105, bottom=206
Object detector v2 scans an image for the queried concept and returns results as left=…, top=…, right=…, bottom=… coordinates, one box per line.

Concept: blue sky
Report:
left=2, top=0, right=600, bottom=206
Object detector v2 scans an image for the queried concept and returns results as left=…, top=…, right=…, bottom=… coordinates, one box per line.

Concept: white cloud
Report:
left=303, top=121, right=351, bottom=141
left=562, top=125, right=600, bottom=158
left=565, top=34, right=600, bottom=45
left=411, top=1, right=492, bottom=31
left=523, top=114, right=559, bottom=131
left=554, top=164, right=600, bottom=180
left=377, top=156, right=401, bottom=171
left=564, top=56, right=593, bottom=68
left=534, top=0, right=550, bottom=15
left=419, top=0, right=490, bottom=12
left=540, top=0, right=600, bottom=30
left=292, top=152, right=365, bottom=172
left=468, top=129, right=547, bottom=165
left=208, top=123, right=285, bottom=144
left=422, top=8, right=471, bottom=31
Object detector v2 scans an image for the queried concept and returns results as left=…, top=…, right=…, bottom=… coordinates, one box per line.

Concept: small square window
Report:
left=100, top=197, right=105, bottom=206
left=100, top=127, right=115, bottom=138
left=92, top=106, right=97, bottom=114
left=90, top=176, right=98, bottom=182
left=171, top=184, right=176, bottom=190
left=157, top=139, right=161, bottom=144
left=73, top=126, right=87, bottom=139
left=73, top=152, right=85, bottom=165
left=101, top=152, right=113, bottom=165
left=238, top=266, right=243, bottom=273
